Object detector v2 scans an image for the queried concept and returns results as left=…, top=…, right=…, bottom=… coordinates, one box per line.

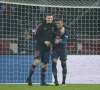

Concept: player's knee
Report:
left=33, top=59, right=40, bottom=66
left=61, top=63, right=66, bottom=68
left=61, top=63, right=67, bottom=74
left=61, top=61, right=66, bottom=67
left=42, top=63, right=47, bottom=69
left=61, top=61, right=66, bottom=64
left=52, top=58, right=57, bottom=62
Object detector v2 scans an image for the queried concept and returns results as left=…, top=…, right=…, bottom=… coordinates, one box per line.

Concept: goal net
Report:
left=0, top=0, right=100, bottom=83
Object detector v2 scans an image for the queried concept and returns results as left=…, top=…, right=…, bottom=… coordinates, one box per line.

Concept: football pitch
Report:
left=0, top=84, right=100, bottom=90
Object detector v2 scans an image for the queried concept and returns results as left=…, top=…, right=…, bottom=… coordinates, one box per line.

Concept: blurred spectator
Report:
left=0, top=4, right=16, bottom=36
left=18, top=29, right=34, bottom=54
left=0, top=3, right=6, bottom=15
left=67, top=27, right=77, bottom=54
left=32, top=17, right=40, bottom=29
left=24, top=9, right=31, bottom=29
left=3, top=4, right=12, bottom=16
left=18, top=30, right=27, bottom=54
left=8, top=18, right=15, bottom=35
left=39, top=6, right=46, bottom=13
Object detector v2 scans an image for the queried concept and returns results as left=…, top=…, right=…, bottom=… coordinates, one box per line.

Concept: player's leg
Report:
left=60, top=50, right=67, bottom=86
left=26, top=50, right=41, bottom=86
left=61, top=60, right=67, bottom=86
left=40, top=51, right=50, bottom=86
left=51, top=50, right=59, bottom=86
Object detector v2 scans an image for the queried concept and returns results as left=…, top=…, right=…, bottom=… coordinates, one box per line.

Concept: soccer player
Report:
left=51, top=19, right=69, bottom=86
left=26, top=14, right=57, bottom=86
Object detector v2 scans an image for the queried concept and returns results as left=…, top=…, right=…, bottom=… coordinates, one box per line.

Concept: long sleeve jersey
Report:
left=34, top=21, right=57, bottom=51
left=53, top=29, right=69, bottom=50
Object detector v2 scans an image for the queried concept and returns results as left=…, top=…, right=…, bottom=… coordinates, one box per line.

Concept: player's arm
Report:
left=49, top=23, right=57, bottom=45
left=35, top=24, right=51, bottom=46
left=56, top=30, right=69, bottom=45
left=59, top=36, right=68, bottom=44
left=34, top=24, right=45, bottom=43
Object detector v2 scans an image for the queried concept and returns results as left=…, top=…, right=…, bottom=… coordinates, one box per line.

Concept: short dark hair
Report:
left=46, top=13, right=53, bottom=17
left=56, top=19, right=63, bottom=22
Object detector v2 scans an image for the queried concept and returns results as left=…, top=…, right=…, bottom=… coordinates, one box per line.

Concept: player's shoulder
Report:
left=64, top=29, right=69, bottom=36
left=51, top=22, right=56, bottom=26
left=37, top=22, right=43, bottom=27
left=65, top=29, right=69, bottom=33
left=40, top=20, right=47, bottom=26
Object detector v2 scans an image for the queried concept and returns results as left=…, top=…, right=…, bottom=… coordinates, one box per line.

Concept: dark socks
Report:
left=28, top=64, right=36, bottom=80
left=52, top=62, right=58, bottom=83
left=41, top=68, right=46, bottom=83
left=62, top=63, right=67, bottom=84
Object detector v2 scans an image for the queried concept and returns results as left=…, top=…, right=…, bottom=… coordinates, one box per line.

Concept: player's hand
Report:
left=60, top=27, right=65, bottom=34
left=44, top=41, right=51, bottom=46
left=56, top=36, right=60, bottom=39
left=54, top=39, right=59, bottom=44
left=48, top=42, right=52, bottom=46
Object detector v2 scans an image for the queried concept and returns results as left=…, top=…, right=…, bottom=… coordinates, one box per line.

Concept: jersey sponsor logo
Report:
left=56, top=36, right=60, bottom=39
left=59, top=39, right=62, bottom=41
left=52, top=27, right=54, bottom=31
left=44, top=28, right=47, bottom=30
left=65, top=35, right=68, bottom=38
left=52, top=27, right=54, bottom=29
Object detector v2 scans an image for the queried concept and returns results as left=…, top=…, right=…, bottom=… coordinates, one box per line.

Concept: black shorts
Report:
left=51, top=49, right=67, bottom=61
left=34, top=49, right=50, bottom=64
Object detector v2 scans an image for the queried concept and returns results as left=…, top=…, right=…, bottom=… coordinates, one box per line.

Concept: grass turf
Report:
left=0, top=84, right=100, bottom=90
